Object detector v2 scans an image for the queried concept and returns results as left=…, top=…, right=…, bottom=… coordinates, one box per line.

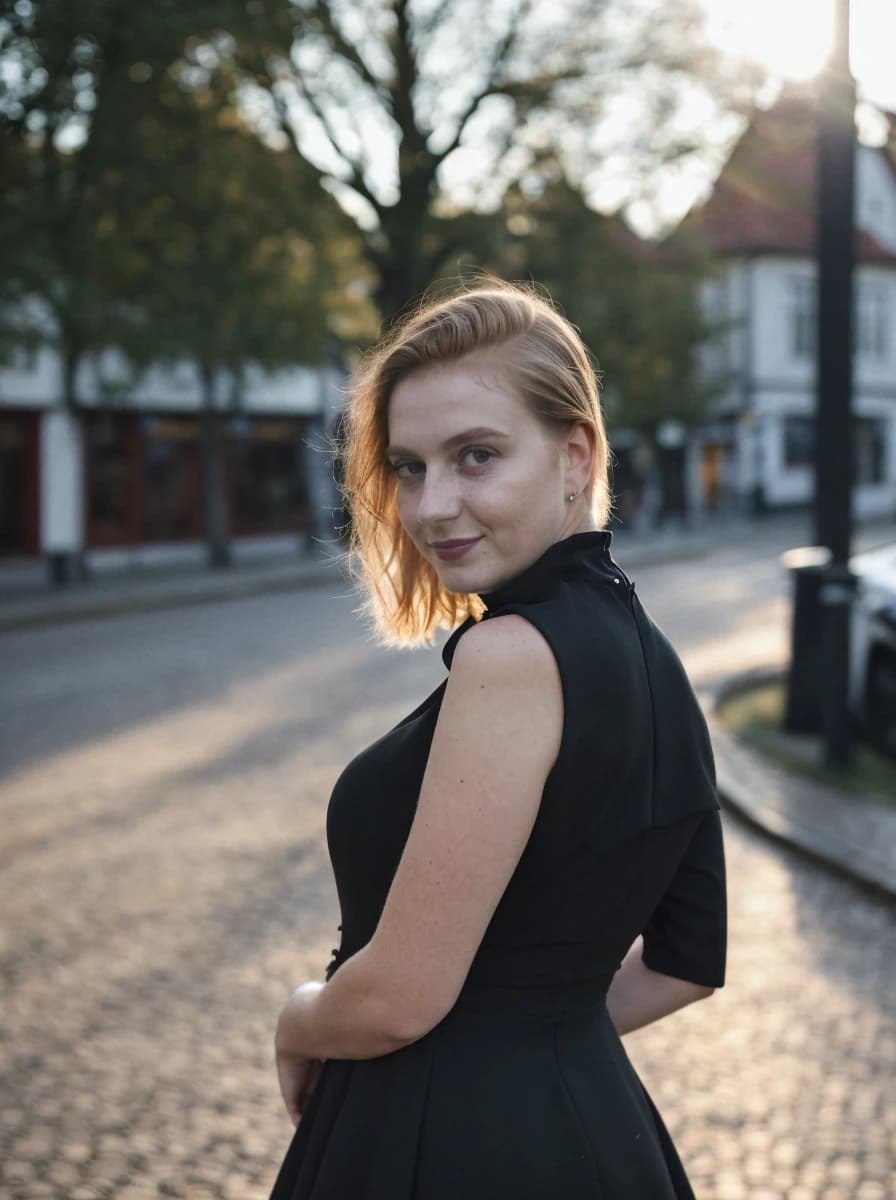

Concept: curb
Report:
left=0, top=558, right=347, bottom=634
left=704, top=672, right=896, bottom=902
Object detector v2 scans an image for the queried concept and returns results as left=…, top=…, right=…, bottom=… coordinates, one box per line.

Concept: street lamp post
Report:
left=814, top=0, right=856, bottom=767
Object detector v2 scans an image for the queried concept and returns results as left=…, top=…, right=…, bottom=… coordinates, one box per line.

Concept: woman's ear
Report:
left=563, top=421, right=596, bottom=495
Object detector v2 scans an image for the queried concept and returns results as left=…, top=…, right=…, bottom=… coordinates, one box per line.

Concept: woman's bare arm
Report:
left=606, top=936, right=715, bottom=1037
left=275, top=614, right=563, bottom=1063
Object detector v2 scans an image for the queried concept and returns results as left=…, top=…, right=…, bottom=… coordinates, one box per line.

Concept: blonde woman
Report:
left=269, top=280, right=726, bottom=1199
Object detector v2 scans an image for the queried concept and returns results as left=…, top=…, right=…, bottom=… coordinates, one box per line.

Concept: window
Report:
left=783, top=415, right=814, bottom=467
left=142, top=418, right=200, bottom=541
left=854, top=417, right=886, bottom=485
left=789, top=278, right=816, bottom=358
left=0, top=416, right=26, bottom=555
left=856, top=280, right=890, bottom=358
left=789, top=276, right=892, bottom=362
left=783, top=415, right=887, bottom=483
left=229, top=418, right=310, bottom=534
left=85, top=413, right=137, bottom=545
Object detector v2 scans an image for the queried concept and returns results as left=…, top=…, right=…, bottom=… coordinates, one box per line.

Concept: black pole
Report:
left=814, top=0, right=856, bottom=767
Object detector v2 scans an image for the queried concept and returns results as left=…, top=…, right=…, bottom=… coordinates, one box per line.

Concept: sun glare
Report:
left=702, top=0, right=896, bottom=109
left=703, top=0, right=834, bottom=80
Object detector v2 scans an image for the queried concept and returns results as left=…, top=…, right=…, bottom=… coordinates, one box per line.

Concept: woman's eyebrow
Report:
left=385, top=427, right=510, bottom=457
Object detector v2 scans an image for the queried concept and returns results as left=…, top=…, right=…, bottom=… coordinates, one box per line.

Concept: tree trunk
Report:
left=373, top=205, right=433, bottom=322
left=374, top=253, right=430, bottom=325
left=62, top=342, right=80, bottom=413
left=198, top=362, right=231, bottom=568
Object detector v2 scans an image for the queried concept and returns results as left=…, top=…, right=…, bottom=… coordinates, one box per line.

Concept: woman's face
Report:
left=386, top=350, right=593, bottom=595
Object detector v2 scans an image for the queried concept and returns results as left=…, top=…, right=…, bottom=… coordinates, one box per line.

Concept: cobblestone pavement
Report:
left=2, top=534, right=894, bottom=1200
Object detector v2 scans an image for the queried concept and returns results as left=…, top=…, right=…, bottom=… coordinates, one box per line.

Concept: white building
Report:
left=682, top=92, right=896, bottom=518
left=0, top=334, right=346, bottom=570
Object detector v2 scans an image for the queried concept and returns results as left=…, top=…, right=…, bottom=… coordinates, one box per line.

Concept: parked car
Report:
left=849, top=541, right=896, bottom=756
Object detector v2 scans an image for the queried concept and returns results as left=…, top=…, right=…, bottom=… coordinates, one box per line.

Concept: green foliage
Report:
left=0, top=0, right=375, bottom=392
left=718, top=678, right=896, bottom=805
left=0, top=2, right=218, bottom=375
left=109, top=66, right=375, bottom=378
left=486, top=162, right=725, bottom=432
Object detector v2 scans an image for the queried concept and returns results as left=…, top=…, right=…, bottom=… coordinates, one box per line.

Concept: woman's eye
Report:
left=391, top=460, right=424, bottom=479
left=461, top=447, right=494, bottom=468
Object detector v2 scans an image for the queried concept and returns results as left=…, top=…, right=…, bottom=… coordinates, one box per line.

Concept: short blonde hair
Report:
left=340, top=278, right=611, bottom=645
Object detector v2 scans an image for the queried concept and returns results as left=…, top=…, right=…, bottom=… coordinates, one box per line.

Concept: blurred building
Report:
left=0, top=341, right=345, bottom=569
left=684, top=90, right=896, bottom=518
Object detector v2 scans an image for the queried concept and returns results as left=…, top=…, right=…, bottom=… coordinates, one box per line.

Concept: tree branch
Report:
left=430, top=0, right=533, bottom=166
left=307, top=0, right=391, bottom=107
left=477, top=112, right=521, bottom=191
left=389, top=0, right=425, bottom=153
left=270, top=77, right=384, bottom=220
left=414, top=0, right=456, bottom=38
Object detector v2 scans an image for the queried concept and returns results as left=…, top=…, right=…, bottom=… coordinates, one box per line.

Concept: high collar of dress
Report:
left=441, top=529, right=616, bottom=668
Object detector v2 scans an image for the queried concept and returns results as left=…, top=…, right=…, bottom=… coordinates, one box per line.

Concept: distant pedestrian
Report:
left=700, top=443, right=722, bottom=515
left=268, top=279, right=727, bottom=1199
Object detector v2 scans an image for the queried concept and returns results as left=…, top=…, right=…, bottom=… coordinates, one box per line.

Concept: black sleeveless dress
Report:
left=269, top=530, right=727, bottom=1199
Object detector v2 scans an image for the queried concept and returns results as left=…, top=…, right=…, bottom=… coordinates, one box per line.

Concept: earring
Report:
left=567, top=492, right=577, bottom=503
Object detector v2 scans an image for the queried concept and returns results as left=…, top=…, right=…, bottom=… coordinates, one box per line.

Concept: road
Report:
left=2, top=520, right=894, bottom=1199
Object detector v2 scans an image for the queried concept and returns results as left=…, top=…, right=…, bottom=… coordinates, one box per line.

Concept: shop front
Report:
left=228, top=416, right=311, bottom=537
left=83, top=410, right=311, bottom=549
left=0, top=409, right=39, bottom=558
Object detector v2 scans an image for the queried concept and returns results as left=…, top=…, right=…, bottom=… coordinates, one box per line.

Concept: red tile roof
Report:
left=680, top=90, right=896, bottom=264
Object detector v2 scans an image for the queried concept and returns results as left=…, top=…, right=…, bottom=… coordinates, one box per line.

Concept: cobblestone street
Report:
left=2, top=535, right=894, bottom=1199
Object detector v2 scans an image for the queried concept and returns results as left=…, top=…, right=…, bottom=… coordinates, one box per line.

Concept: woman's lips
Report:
left=430, top=537, right=482, bottom=562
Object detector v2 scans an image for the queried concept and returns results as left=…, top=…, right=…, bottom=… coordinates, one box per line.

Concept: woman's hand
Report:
left=275, top=1050, right=324, bottom=1127
left=274, top=981, right=326, bottom=1126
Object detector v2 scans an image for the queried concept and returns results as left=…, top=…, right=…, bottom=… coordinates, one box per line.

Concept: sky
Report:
left=298, top=0, right=896, bottom=240
left=699, top=0, right=895, bottom=113
left=613, top=0, right=896, bottom=235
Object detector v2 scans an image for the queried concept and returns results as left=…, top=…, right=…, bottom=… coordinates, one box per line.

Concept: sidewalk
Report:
left=702, top=674, right=896, bottom=902
left=0, top=541, right=347, bottom=633
left=3, top=513, right=895, bottom=901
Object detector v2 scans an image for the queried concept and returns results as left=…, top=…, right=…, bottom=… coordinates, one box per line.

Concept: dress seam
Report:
left=551, top=1022, right=608, bottom=1199
left=410, top=1042, right=437, bottom=1200
left=626, top=588, right=658, bottom=827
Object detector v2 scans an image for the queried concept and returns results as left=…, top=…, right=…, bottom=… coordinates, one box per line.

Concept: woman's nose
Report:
left=417, top=467, right=462, bottom=524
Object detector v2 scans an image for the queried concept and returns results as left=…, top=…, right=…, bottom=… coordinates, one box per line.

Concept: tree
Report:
left=491, top=160, right=721, bottom=420
left=0, top=0, right=319, bottom=399
left=115, top=65, right=374, bottom=565
left=1, top=0, right=132, bottom=402
left=0, top=0, right=217, bottom=579
left=233, top=0, right=760, bottom=319
left=0, top=1, right=374, bottom=567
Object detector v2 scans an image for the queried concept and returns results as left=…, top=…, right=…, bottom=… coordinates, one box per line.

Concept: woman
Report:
left=269, top=280, right=727, bottom=1199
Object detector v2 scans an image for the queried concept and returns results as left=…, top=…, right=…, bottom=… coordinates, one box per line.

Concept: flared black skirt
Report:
left=269, top=986, right=693, bottom=1199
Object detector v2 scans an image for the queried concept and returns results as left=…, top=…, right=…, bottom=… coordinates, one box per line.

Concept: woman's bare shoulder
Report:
left=449, top=612, right=558, bottom=680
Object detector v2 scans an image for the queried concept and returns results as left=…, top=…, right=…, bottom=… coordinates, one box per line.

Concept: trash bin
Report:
left=781, top=546, right=831, bottom=733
